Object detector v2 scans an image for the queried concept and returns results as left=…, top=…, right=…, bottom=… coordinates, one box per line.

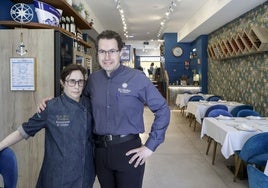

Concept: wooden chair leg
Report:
left=212, top=141, right=218, bottom=165
left=189, top=114, right=193, bottom=127
left=193, top=120, right=197, bottom=131
left=206, top=137, right=212, bottom=155
left=233, top=157, right=242, bottom=182
left=181, top=106, right=185, bottom=116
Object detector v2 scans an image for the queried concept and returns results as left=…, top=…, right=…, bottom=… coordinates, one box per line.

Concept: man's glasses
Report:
left=65, top=79, right=85, bottom=87
left=98, top=49, right=119, bottom=56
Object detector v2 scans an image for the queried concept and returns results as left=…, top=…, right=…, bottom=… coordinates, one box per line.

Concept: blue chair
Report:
left=0, top=147, right=18, bottom=188
left=237, top=109, right=261, bottom=117
left=204, top=104, right=228, bottom=119
left=233, top=132, right=268, bottom=181
left=183, top=91, right=192, bottom=94
left=206, top=95, right=223, bottom=101
left=207, top=109, right=232, bottom=118
left=247, top=165, right=268, bottom=188
left=206, top=109, right=233, bottom=165
left=193, top=104, right=228, bottom=132
left=188, top=95, right=204, bottom=102
left=230, top=105, right=253, bottom=117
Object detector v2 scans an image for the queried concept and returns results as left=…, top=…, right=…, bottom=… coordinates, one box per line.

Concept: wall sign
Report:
left=121, top=45, right=131, bottom=62
left=10, top=57, right=35, bottom=91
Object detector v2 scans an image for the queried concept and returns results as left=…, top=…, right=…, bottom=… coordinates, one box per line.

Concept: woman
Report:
left=0, top=64, right=95, bottom=188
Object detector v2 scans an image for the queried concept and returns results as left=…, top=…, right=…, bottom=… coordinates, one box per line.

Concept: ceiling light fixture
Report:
left=114, top=0, right=130, bottom=39
left=157, top=1, right=177, bottom=39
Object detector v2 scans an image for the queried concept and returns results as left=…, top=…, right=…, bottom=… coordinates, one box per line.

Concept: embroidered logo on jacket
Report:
left=56, top=115, right=70, bottom=127
left=118, top=82, right=131, bottom=94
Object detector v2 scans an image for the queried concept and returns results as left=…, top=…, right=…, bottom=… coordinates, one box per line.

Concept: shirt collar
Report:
left=103, top=64, right=124, bottom=79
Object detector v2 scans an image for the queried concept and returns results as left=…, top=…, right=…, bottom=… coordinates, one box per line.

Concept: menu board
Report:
left=10, top=57, right=35, bottom=91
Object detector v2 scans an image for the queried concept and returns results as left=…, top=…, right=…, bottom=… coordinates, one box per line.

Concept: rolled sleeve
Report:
left=17, top=125, right=30, bottom=139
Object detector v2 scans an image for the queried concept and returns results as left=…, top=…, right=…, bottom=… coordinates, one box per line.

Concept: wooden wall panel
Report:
left=0, top=29, right=55, bottom=188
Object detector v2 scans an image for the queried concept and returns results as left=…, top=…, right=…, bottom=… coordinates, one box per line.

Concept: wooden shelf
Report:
left=225, top=40, right=234, bottom=56
left=230, top=37, right=240, bottom=55
left=241, top=31, right=256, bottom=52
left=0, top=21, right=92, bottom=48
left=236, top=34, right=248, bottom=54
left=208, top=27, right=268, bottom=60
left=0, top=0, right=93, bottom=48
left=216, top=42, right=224, bottom=58
left=207, top=45, right=216, bottom=59
left=220, top=40, right=229, bottom=57
left=41, top=0, right=91, bottom=30
left=248, top=27, right=268, bottom=51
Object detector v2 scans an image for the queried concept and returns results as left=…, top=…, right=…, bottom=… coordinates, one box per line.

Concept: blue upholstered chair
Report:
left=188, top=95, right=204, bottom=102
left=237, top=109, right=261, bottom=117
left=192, top=104, right=228, bottom=132
left=0, top=147, right=18, bottom=188
left=204, top=104, right=228, bottom=119
left=230, top=105, right=253, bottom=117
left=206, top=95, right=223, bottom=101
left=206, top=109, right=233, bottom=165
left=207, top=109, right=232, bottom=118
left=233, top=132, right=268, bottom=181
left=247, top=165, right=268, bottom=188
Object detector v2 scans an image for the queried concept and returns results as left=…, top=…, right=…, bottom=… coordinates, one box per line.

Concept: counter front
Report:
left=168, top=85, right=202, bottom=106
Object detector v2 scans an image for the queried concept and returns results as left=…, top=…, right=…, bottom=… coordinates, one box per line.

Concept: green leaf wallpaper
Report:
left=208, top=2, right=268, bottom=116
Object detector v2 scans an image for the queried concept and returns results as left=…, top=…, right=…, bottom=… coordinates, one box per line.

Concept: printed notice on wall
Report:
left=10, top=57, right=35, bottom=91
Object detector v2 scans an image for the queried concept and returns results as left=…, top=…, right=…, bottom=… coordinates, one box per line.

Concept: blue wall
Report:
left=0, top=0, right=38, bottom=27
left=163, top=33, right=208, bottom=93
left=190, top=35, right=208, bottom=93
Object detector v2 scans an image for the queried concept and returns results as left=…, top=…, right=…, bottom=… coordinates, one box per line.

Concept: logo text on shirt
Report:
left=56, top=115, right=70, bottom=127
left=118, top=82, right=131, bottom=94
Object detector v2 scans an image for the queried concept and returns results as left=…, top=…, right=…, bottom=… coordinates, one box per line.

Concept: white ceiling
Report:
left=85, top=0, right=267, bottom=50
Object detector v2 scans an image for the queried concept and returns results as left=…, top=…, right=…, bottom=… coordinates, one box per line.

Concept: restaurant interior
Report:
left=0, top=0, right=268, bottom=187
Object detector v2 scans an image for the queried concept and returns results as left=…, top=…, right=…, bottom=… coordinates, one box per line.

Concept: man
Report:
left=84, top=30, right=170, bottom=188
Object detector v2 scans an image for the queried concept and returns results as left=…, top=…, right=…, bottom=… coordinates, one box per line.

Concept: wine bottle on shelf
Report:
left=65, top=16, right=70, bottom=32
left=70, top=16, right=76, bottom=35
left=60, top=17, right=66, bottom=30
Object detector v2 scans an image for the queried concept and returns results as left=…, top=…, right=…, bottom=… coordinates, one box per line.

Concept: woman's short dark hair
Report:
left=96, top=30, right=124, bottom=51
left=60, top=64, right=87, bottom=82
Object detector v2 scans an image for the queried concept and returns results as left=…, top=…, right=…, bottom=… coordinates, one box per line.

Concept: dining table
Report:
left=201, top=117, right=268, bottom=159
left=186, top=101, right=244, bottom=124
left=175, top=93, right=213, bottom=108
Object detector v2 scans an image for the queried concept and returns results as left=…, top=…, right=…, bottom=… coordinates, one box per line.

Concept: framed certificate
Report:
left=10, top=57, right=36, bottom=91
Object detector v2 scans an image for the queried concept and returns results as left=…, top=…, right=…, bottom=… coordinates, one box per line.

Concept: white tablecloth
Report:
left=186, top=101, right=243, bottom=124
left=175, top=94, right=213, bottom=108
left=201, top=117, right=268, bottom=159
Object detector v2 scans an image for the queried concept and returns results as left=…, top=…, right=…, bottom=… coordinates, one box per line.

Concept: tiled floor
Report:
left=93, top=107, right=249, bottom=188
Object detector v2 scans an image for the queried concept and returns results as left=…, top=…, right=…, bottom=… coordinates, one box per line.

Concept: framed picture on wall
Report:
left=120, top=45, right=131, bottom=62
left=10, top=57, right=36, bottom=91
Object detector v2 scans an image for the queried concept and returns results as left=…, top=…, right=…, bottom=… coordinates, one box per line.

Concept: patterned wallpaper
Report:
left=208, top=2, right=268, bottom=116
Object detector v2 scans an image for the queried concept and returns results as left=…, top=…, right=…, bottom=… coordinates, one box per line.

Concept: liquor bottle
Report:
left=60, top=16, right=66, bottom=30
left=65, top=16, right=70, bottom=32
left=70, top=16, right=76, bottom=35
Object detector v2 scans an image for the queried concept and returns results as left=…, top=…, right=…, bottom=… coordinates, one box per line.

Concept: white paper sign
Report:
left=10, top=57, right=35, bottom=91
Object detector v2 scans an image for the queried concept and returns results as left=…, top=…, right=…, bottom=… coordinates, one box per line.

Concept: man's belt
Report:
left=94, top=134, right=139, bottom=147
